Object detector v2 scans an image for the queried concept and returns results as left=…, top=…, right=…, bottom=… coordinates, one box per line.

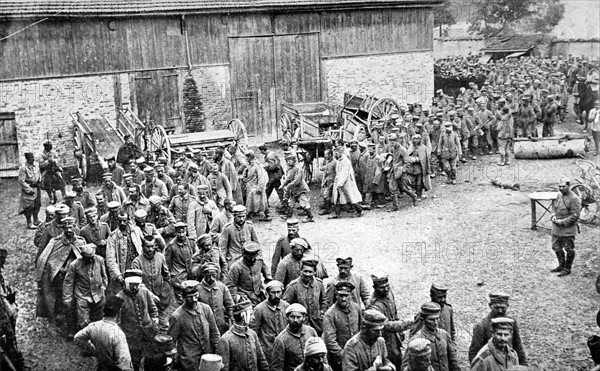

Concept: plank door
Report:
left=134, top=69, right=182, bottom=133
left=229, top=37, right=277, bottom=142
left=274, top=33, right=321, bottom=105
left=0, top=113, right=18, bottom=171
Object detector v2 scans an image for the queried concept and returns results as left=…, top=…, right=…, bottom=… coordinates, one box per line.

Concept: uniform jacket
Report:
left=106, top=226, right=143, bottom=281
left=366, top=291, right=411, bottom=363
left=18, top=162, right=41, bottom=214
left=271, top=325, right=318, bottom=371
left=470, top=339, right=519, bottom=371
left=403, top=328, right=460, bottom=371
left=63, top=255, right=107, bottom=304
left=282, top=277, right=326, bottom=334
left=35, top=234, right=85, bottom=282
left=322, top=301, right=361, bottom=359
left=271, top=236, right=293, bottom=277
left=219, top=221, right=259, bottom=262
left=67, top=201, right=86, bottom=228
left=552, top=191, right=581, bottom=237
left=217, top=325, right=270, bottom=371
left=147, top=205, right=176, bottom=238
left=101, top=182, right=127, bottom=205
left=325, top=273, right=371, bottom=309
left=164, top=238, right=196, bottom=286
left=244, top=162, right=269, bottom=214
left=438, top=131, right=462, bottom=159
left=249, top=299, right=290, bottom=365
left=468, top=314, right=527, bottom=365
left=74, top=318, right=133, bottom=371
left=187, top=198, right=219, bottom=240
left=169, top=194, right=196, bottom=223
left=225, top=259, right=264, bottom=305
left=281, top=163, right=310, bottom=198
left=109, top=164, right=126, bottom=186
left=117, top=287, right=159, bottom=347
left=140, top=178, right=169, bottom=203
left=168, top=302, right=220, bottom=371
left=74, top=190, right=96, bottom=209
left=79, top=222, right=111, bottom=258
left=122, top=197, right=150, bottom=221
left=342, top=335, right=394, bottom=371
left=208, top=172, right=233, bottom=202
left=131, top=252, right=172, bottom=307
left=197, top=279, right=234, bottom=334
left=332, top=156, right=362, bottom=205
left=190, top=247, right=228, bottom=280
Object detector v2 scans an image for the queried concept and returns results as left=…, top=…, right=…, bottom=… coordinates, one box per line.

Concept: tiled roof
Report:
left=481, top=34, right=551, bottom=52
left=0, top=0, right=439, bottom=17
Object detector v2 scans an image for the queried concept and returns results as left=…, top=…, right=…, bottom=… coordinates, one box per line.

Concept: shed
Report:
left=479, top=34, right=555, bottom=63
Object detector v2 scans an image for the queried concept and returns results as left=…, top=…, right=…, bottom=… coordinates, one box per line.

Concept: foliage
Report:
left=434, top=0, right=457, bottom=29
left=525, top=0, right=566, bottom=34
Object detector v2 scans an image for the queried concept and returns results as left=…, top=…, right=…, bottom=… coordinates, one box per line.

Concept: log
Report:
left=513, top=134, right=588, bottom=159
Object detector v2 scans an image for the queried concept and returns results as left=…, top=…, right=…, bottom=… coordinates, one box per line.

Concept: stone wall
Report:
left=323, top=51, right=434, bottom=108
left=0, top=75, right=119, bottom=168
left=433, top=37, right=485, bottom=59
left=189, top=65, right=232, bottom=132
left=551, top=40, right=600, bottom=60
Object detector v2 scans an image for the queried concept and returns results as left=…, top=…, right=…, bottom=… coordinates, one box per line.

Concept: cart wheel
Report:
left=147, top=125, right=172, bottom=164
left=279, top=114, right=293, bottom=141
left=571, top=183, right=599, bottom=224
left=366, top=98, right=401, bottom=134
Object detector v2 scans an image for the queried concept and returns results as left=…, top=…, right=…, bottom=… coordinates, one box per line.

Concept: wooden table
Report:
left=528, top=191, right=559, bottom=230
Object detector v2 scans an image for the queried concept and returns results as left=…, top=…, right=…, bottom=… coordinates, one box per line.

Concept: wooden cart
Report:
left=339, top=93, right=401, bottom=140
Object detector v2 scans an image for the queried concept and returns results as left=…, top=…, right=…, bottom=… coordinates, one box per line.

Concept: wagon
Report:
left=338, top=93, right=401, bottom=140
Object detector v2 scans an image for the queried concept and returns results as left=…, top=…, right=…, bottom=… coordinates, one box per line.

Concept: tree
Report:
left=467, top=0, right=565, bottom=37
left=434, top=0, right=457, bottom=37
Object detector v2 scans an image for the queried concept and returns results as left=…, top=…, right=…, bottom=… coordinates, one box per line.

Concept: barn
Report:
left=0, top=0, right=439, bottom=174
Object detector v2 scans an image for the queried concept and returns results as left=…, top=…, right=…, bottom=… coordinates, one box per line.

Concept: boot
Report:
left=504, top=153, right=511, bottom=166
left=328, top=205, right=341, bottom=219
left=352, top=204, right=363, bottom=218
left=25, top=214, right=35, bottom=230
left=302, top=207, right=315, bottom=223
left=362, top=194, right=373, bottom=210
left=550, top=250, right=565, bottom=272
left=319, top=199, right=331, bottom=215
left=558, top=251, right=575, bottom=276
left=33, top=213, right=41, bottom=226
left=497, top=154, right=505, bottom=166
left=277, top=200, right=289, bottom=215
left=387, top=195, right=399, bottom=212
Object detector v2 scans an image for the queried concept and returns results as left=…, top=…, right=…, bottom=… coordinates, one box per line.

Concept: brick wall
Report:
left=0, top=75, right=118, bottom=168
left=189, top=65, right=232, bottom=132
left=323, top=51, right=434, bottom=109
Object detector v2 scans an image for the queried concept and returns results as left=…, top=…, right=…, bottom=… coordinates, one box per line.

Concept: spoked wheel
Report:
left=366, top=98, right=401, bottom=134
left=571, top=183, right=599, bottom=224
left=147, top=125, right=172, bottom=164
left=227, top=119, right=249, bottom=152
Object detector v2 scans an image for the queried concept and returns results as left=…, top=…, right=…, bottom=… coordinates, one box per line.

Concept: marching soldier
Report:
left=471, top=318, right=520, bottom=371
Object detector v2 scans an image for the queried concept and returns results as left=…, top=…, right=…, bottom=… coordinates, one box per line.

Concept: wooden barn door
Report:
left=0, top=113, right=18, bottom=171
left=134, top=69, right=182, bottom=133
left=274, top=33, right=321, bottom=105
left=229, top=37, right=277, bottom=143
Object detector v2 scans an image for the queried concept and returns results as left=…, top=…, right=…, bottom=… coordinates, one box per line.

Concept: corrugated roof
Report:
left=0, top=0, right=439, bottom=18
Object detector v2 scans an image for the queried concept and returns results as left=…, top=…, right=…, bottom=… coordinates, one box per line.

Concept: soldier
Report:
left=330, top=145, right=363, bottom=218
left=208, top=162, right=232, bottom=209
left=427, top=283, right=456, bottom=342
left=219, top=205, right=259, bottom=263
left=121, top=173, right=135, bottom=197
left=386, top=134, right=418, bottom=211
left=106, top=156, right=125, bottom=186
left=64, top=190, right=86, bottom=228
left=406, top=134, right=432, bottom=201
left=516, top=96, right=537, bottom=137
left=275, top=238, right=312, bottom=287
left=271, top=218, right=300, bottom=276
left=468, top=292, right=527, bottom=365
left=141, top=166, right=169, bottom=204
left=133, top=209, right=167, bottom=252
left=367, top=272, right=413, bottom=369
left=322, top=281, right=362, bottom=371
left=132, top=236, right=172, bottom=334
left=122, top=184, right=150, bottom=221
left=93, top=193, right=106, bottom=218
left=74, top=296, right=133, bottom=371
left=155, top=163, right=174, bottom=196
left=0, top=248, right=24, bottom=370
left=496, top=106, right=514, bottom=166
left=100, top=172, right=127, bottom=205
left=550, top=177, right=582, bottom=277
left=63, top=243, right=107, bottom=333
left=403, top=302, right=459, bottom=371
left=325, top=257, right=370, bottom=309
left=190, top=234, right=228, bottom=281
left=542, top=95, right=558, bottom=137
left=100, top=201, right=121, bottom=232
left=225, top=242, right=266, bottom=306
left=279, top=152, right=314, bottom=222
left=342, top=308, right=395, bottom=371
left=250, top=280, right=289, bottom=367
left=34, top=205, right=55, bottom=249
left=168, top=280, right=220, bottom=371
left=105, top=212, right=143, bottom=295
left=35, top=217, right=86, bottom=328
left=147, top=195, right=177, bottom=241
left=187, top=185, right=219, bottom=241
left=18, top=151, right=42, bottom=229
left=197, top=262, right=234, bottom=335
left=36, top=203, right=72, bottom=255
left=169, top=182, right=195, bottom=224
left=79, top=207, right=111, bottom=259
left=217, top=299, right=270, bottom=371
left=271, top=303, right=319, bottom=371
left=471, top=318, right=519, bottom=371
left=282, top=256, right=327, bottom=335
left=164, top=222, right=196, bottom=302
left=215, top=147, right=244, bottom=205
left=71, top=177, right=96, bottom=209
left=405, top=338, right=434, bottom=371
left=437, top=122, right=462, bottom=185
left=117, top=269, right=159, bottom=370
left=131, top=157, right=146, bottom=185
left=294, top=337, right=332, bottom=371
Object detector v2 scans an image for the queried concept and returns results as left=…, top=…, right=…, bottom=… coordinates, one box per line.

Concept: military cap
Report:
left=444, top=121, right=453, bottom=128
left=70, top=177, right=83, bottom=184
left=143, top=166, right=154, bottom=173
left=413, top=134, right=422, bottom=140
left=199, top=354, right=223, bottom=371
left=232, top=300, right=252, bottom=315
left=143, top=235, right=156, bottom=246
left=242, top=241, right=261, bottom=255
left=407, top=338, right=432, bottom=358
left=476, top=97, right=486, bottom=104
left=65, top=190, right=77, bottom=198
left=431, top=282, right=449, bottom=292
left=197, top=184, right=210, bottom=192
left=367, top=142, right=376, bottom=148
left=81, top=243, right=96, bottom=257
left=173, top=161, right=184, bottom=169
left=286, top=218, right=299, bottom=226
left=265, top=280, right=284, bottom=292
left=201, top=262, right=219, bottom=274
left=435, top=112, right=444, bottom=117
left=558, top=176, right=570, bottom=186
left=134, top=209, right=148, bottom=219
left=105, top=155, right=116, bottom=162
left=124, top=269, right=143, bottom=284
left=547, top=94, right=555, bottom=100
left=154, top=334, right=177, bottom=356
left=135, top=157, right=146, bottom=164
left=46, top=205, right=56, bottom=214
left=55, top=204, right=70, bottom=215
left=363, top=309, right=387, bottom=328
left=498, top=98, right=506, bottom=103
left=467, top=106, right=475, bottom=111
left=232, top=205, right=247, bottom=214
left=371, top=272, right=389, bottom=286
left=174, top=221, right=187, bottom=230
left=148, top=195, right=162, bottom=205
left=335, top=281, right=355, bottom=292
left=196, top=234, right=212, bottom=245
left=290, top=238, right=309, bottom=250
left=420, top=302, right=441, bottom=318
left=188, top=162, right=199, bottom=170
left=181, top=280, right=200, bottom=296
left=388, top=133, right=398, bottom=141
left=304, top=337, right=327, bottom=357
left=117, top=212, right=129, bottom=221
left=436, top=89, right=443, bottom=94
left=491, top=317, right=515, bottom=330
left=286, top=303, right=307, bottom=315
left=122, top=173, right=133, bottom=180
left=102, top=172, right=113, bottom=179
left=62, top=216, right=76, bottom=226
left=84, top=207, right=98, bottom=216
left=301, top=255, right=319, bottom=268
left=107, top=201, right=121, bottom=210
left=489, top=291, right=510, bottom=304
left=336, top=257, right=353, bottom=267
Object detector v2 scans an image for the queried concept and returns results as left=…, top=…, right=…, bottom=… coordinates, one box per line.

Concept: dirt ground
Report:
left=1, top=110, right=599, bottom=370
